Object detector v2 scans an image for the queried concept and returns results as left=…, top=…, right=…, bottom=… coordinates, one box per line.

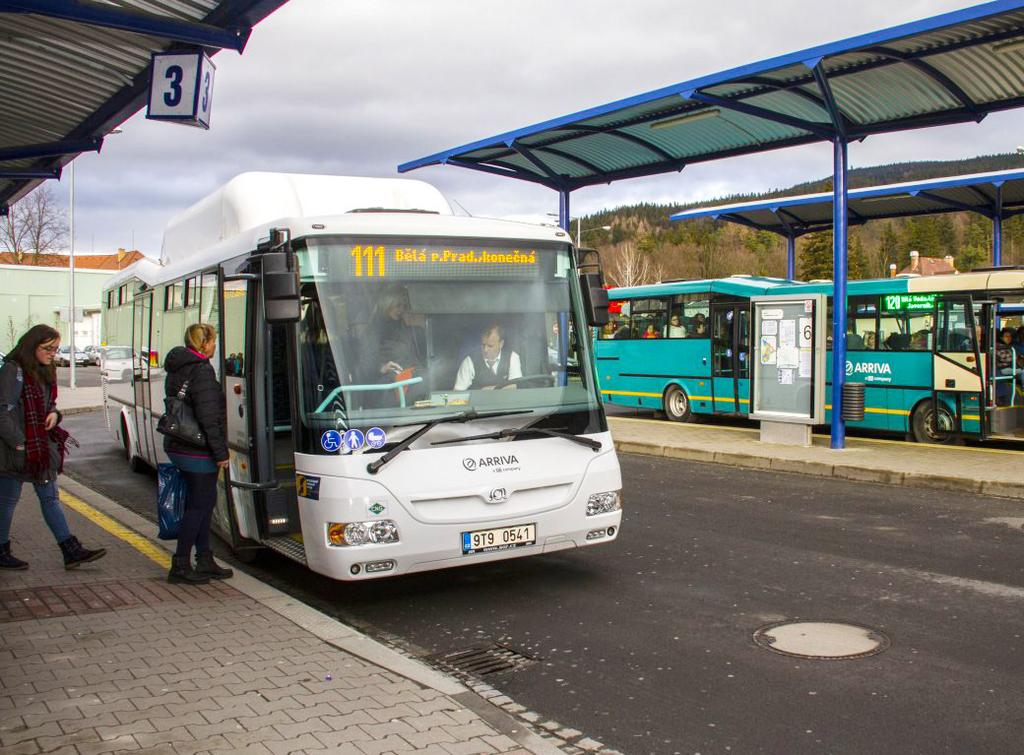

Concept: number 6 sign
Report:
left=147, top=52, right=216, bottom=129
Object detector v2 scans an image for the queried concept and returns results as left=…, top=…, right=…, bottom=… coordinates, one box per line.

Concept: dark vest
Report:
left=470, top=350, right=512, bottom=389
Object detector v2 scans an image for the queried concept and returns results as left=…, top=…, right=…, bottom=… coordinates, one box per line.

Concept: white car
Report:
left=101, top=346, right=134, bottom=383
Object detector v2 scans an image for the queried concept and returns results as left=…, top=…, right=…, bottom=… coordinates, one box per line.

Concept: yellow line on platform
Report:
left=60, top=490, right=171, bottom=569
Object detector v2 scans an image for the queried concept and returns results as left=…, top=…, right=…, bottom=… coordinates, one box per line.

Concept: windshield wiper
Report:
left=431, top=425, right=602, bottom=452
left=366, top=409, right=533, bottom=475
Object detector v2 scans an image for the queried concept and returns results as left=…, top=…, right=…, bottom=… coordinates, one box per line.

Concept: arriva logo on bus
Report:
left=846, top=360, right=893, bottom=381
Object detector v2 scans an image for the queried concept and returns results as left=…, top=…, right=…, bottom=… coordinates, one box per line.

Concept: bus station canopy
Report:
left=0, top=0, right=289, bottom=214
left=399, top=0, right=1024, bottom=193
left=668, top=168, right=1024, bottom=236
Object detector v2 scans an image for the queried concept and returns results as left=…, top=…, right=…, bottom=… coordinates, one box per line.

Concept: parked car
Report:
left=83, top=345, right=101, bottom=366
left=55, top=346, right=89, bottom=367
left=100, top=346, right=134, bottom=383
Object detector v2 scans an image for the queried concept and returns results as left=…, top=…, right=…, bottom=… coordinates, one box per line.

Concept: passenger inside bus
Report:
left=665, top=314, right=687, bottom=338
left=690, top=313, right=708, bottom=336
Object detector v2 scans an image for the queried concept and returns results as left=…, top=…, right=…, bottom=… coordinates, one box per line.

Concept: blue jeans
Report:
left=0, top=475, right=71, bottom=545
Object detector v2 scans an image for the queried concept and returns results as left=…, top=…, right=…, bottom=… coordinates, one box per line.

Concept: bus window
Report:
left=881, top=313, right=931, bottom=351
left=631, top=298, right=667, bottom=339
left=849, top=297, right=878, bottom=350
left=600, top=300, right=631, bottom=340
left=668, top=293, right=709, bottom=338
left=937, top=299, right=974, bottom=353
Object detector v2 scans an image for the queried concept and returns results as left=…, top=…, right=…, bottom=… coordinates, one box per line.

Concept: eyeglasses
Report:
left=38, top=345, right=60, bottom=353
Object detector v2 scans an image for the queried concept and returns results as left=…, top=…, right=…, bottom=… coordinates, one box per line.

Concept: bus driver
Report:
left=454, top=324, right=522, bottom=390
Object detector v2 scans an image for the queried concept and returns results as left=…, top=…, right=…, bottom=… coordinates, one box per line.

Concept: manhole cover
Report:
left=753, top=621, right=889, bottom=660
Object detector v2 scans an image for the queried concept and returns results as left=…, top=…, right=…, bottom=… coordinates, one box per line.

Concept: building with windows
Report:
left=0, top=249, right=146, bottom=350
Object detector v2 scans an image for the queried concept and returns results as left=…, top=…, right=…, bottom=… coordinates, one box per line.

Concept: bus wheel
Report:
left=121, top=418, right=146, bottom=473
left=663, top=386, right=693, bottom=423
left=911, top=402, right=956, bottom=444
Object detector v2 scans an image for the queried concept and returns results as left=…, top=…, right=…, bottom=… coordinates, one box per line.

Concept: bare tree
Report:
left=606, top=243, right=665, bottom=288
left=0, top=185, right=68, bottom=262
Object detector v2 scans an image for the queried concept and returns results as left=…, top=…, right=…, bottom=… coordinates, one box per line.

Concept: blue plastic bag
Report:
left=157, top=463, right=188, bottom=540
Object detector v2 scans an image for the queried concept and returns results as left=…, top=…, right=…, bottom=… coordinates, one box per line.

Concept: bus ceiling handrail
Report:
left=315, top=377, right=424, bottom=413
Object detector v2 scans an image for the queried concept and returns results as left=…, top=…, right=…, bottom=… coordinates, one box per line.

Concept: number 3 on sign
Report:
left=350, top=246, right=386, bottom=277
left=163, top=65, right=184, bottom=107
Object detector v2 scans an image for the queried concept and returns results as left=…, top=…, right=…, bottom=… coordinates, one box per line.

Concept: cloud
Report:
left=50, top=0, right=1018, bottom=255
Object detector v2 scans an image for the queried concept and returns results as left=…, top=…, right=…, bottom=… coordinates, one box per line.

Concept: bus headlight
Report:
left=327, top=520, right=400, bottom=547
left=586, top=490, right=622, bottom=516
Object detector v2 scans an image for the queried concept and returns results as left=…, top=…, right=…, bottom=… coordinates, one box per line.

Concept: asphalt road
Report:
left=63, top=409, right=1024, bottom=754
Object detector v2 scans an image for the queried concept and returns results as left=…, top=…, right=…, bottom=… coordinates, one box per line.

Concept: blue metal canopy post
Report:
left=558, top=189, right=571, bottom=233
left=786, top=235, right=796, bottom=280
left=993, top=183, right=1004, bottom=267
left=831, top=138, right=849, bottom=449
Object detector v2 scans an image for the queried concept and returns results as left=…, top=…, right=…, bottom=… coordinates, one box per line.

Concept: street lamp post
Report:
left=67, top=129, right=120, bottom=390
left=575, top=221, right=611, bottom=246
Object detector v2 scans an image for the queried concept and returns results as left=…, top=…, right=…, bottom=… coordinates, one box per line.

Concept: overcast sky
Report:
left=56, top=0, right=1024, bottom=256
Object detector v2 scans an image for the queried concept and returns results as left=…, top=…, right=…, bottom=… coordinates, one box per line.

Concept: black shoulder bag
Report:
left=156, top=379, right=207, bottom=447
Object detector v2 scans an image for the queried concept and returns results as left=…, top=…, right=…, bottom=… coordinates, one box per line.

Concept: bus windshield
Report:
left=293, top=235, right=603, bottom=452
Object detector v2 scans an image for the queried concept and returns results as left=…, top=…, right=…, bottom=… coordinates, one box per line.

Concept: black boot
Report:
left=0, top=541, right=28, bottom=570
left=59, top=536, right=106, bottom=569
left=195, top=551, right=233, bottom=580
left=168, top=554, right=210, bottom=585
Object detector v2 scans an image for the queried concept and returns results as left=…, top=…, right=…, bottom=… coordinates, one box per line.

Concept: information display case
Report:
left=750, top=294, right=827, bottom=429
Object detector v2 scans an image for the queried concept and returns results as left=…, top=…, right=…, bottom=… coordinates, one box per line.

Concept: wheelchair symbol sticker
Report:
left=366, top=427, right=386, bottom=449
left=343, top=429, right=365, bottom=451
left=321, top=430, right=342, bottom=453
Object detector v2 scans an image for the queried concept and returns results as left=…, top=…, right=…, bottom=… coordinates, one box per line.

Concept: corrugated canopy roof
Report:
left=399, top=0, right=1024, bottom=191
left=669, top=168, right=1024, bottom=235
left=0, top=0, right=289, bottom=213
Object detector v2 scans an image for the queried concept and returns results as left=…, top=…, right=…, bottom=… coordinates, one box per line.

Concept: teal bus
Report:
left=596, top=270, right=1024, bottom=443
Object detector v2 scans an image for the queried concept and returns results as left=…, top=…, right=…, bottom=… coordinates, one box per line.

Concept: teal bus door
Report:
left=711, top=303, right=749, bottom=414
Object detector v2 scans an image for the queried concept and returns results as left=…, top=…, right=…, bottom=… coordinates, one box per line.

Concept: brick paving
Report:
left=0, top=481, right=556, bottom=754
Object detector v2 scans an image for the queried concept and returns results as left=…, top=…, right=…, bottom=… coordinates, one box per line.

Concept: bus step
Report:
left=262, top=535, right=307, bottom=565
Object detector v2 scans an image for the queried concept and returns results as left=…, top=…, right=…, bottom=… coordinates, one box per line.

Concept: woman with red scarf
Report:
left=0, top=325, right=106, bottom=570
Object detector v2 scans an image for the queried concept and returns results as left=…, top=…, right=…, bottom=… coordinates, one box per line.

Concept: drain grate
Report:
left=425, top=643, right=537, bottom=679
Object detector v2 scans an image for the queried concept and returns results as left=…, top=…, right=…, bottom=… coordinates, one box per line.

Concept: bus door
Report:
left=219, top=273, right=301, bottom=558
left=931, top=296, right=984, bottom=438
left=977, top=299, right=1023, bottom=438
left=131, top=291, right=154, bottom=463
left=710, top=303, right=749, bottom=413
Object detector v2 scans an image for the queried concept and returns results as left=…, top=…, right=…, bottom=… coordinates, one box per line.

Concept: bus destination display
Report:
left=347, top=243, right=541, bottom=280
left=881, top=293, right=937, bottom=313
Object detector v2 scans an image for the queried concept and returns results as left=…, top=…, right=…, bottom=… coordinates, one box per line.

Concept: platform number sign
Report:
left=147, top=52, right=216, bottom=129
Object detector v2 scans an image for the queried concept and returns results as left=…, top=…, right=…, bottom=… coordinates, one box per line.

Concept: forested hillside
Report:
left=577, top=153, right=1024, bottom=286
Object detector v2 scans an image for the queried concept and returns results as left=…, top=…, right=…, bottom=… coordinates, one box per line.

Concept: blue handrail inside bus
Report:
left=315, top=377, right=424, bottom=413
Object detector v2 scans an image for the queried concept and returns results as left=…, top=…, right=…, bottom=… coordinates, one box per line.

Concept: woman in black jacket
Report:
left=0, top=325, right=105, bottom=570
left=163, top=323, right=233, bottom=584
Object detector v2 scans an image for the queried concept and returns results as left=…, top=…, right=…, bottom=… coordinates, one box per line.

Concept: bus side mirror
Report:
left=263, top=251, right=300, bottom=323
left=580, top=272, right=610, bottom=327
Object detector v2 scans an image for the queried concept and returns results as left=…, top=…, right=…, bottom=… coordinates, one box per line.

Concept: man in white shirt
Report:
left=454, top=324, right=522, bottom=390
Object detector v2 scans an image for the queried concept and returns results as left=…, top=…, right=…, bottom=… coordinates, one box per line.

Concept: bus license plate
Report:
left=462, top=523, right=536, bottom=555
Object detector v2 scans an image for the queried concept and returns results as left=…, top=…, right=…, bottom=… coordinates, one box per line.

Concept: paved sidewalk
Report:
left=0, top=478, right=564, bottom=755
left=609, top=416, right=1024, bottom=499
left=59, top=387, right=104, bottom=415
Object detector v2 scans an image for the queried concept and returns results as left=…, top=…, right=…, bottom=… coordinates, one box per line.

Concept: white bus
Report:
left=102, top=173, right=622, bottom=579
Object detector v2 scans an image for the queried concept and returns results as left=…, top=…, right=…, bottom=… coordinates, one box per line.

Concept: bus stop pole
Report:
left=830, top=138, right=848, bottom=450
left=786, top=234, right=796, bottom=280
